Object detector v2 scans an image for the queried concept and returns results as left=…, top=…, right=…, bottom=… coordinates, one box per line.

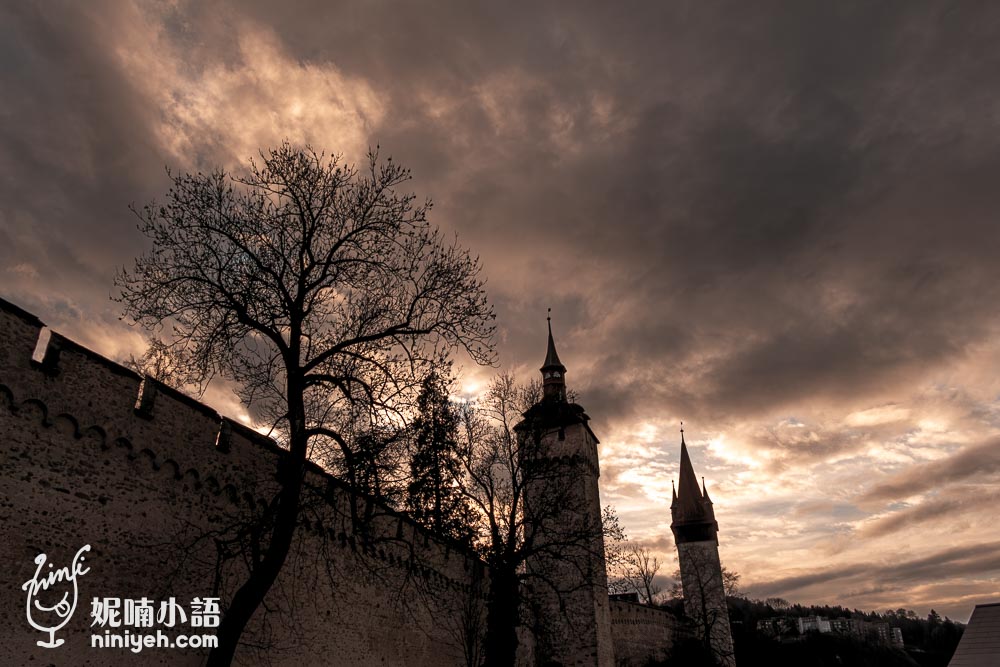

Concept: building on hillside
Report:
left=756, top=616, right=798, bottom=638
left=869, top=621, right=895, bottom=646
left=829, top=617, right=860, bottom=635
left=797, top=616, right=832, bottom=634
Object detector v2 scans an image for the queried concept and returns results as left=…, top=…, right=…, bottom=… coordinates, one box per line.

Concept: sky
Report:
left=2, top=1, right=999, bottom=622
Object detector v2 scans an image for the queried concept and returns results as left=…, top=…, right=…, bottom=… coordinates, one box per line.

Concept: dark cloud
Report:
left=860, top=488, right=1000, bottom=538
left=752, top=563, right=871, bottom=598
left=863, top=438, right=1000, bottom=504
left=0, top=3, right=168, bottom=328
left=752, top=540, right=1000, bottom=597
left=7, top=3, right=1000, bottom=422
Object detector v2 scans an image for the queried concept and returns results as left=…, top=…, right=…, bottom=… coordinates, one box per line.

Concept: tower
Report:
left=517, top=316, right=613, bottom=667
left=671, top=428, right=736, bottom=666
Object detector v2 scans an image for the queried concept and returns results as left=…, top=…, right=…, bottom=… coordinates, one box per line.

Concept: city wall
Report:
left=0, top=296, right=673, bottom=666
left=608, top=600, right=674, bottom=666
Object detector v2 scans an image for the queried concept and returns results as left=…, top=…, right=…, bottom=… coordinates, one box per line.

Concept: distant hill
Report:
left=653, top=596, right=964, bottom=667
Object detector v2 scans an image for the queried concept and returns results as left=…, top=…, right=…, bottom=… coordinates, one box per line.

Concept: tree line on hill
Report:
left=639, top=594, right=965, bottom=666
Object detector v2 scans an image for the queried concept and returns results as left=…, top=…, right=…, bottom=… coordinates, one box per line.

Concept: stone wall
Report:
left=608, top=600, right=675, bottom=667
left=0, top=297, right=485, bottom=666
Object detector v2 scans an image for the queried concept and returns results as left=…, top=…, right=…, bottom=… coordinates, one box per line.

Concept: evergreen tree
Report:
left=407, top=369, right=476, bottom=544
left=352, top=426, right=407, bottom=507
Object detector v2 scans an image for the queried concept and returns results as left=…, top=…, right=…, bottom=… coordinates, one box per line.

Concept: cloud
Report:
left=751, top=540, right=1000, bottom=597
left=114, top=10, right=385, bottom=169
left=860, top=487, right=1000, bottom=538
left=862, top=438, right=1000, bottom=504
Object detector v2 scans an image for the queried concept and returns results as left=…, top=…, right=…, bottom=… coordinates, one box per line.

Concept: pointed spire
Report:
left=542, top=308, right=564, bottom=370
left=671, top=423, right=720, bottom=544
left=676, top=425, right=703, bottom=513
left=540, top=308, right=567, bottom=402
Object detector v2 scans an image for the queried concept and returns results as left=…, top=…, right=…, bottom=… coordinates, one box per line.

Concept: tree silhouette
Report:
left=621, top=543, right=664, bottom=604
left=407, top=368, right=477, bottom=544
left=115, top=143, right=495, bottom=665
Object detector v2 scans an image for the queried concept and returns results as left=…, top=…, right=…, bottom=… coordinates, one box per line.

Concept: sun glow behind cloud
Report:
left=114, top=6, right=384, bottom=169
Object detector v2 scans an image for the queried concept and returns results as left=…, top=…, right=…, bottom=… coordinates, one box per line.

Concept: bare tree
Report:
left=722, top=566, right=741, bottom=599
left=765, top=596, right=791, bottom=611
left=115, top=143, right=496, bottom=665
left=614, top=543, right=664, bottom=605
left=669, top=564, right=740, bottom=602
left=125, top=337, right=180, bottom=383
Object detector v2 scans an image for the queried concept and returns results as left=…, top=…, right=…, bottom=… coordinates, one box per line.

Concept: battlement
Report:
left=0, top=295, right=485, bottom=581
left=0, top=299, right=488, bottom=636
left=1, top=296, right=277, bottom=485
left=608, top=600, right=675, bottom=666
left=609, top=600, right=677, bottom=625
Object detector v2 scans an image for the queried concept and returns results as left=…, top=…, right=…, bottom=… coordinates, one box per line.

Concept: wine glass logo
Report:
left=21, top=544, right=91, bottom=648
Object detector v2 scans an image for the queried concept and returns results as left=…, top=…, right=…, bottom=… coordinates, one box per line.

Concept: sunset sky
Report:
left=3, top=2, right=999, bottom=622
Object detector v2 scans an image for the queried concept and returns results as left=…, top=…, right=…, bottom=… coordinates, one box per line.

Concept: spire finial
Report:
left=680, top=421, right=685, bottom=445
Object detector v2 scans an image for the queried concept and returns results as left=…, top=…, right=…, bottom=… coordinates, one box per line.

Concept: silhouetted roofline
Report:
left=541, top=313, right=565, bottom=372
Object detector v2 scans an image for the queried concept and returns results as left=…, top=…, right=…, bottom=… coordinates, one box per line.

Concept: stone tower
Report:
left=517, top=317, right=614, bottom=667
left=671, top=429, right=736, bottom=666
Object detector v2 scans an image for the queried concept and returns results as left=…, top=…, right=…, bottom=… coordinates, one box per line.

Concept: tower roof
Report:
left=540, top=310, right=568, bottom=403
left=541, top=313, right=565, bottom=372
left=675, top=429, right=704, bottom=518
left=949, top=602, right=1000, bottom=666
left=670, top=426, right=719, bottom=541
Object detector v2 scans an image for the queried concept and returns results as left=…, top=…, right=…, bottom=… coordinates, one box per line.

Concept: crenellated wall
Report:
left=608, top=600, right=675, bottom=666
left=0, top=296, right=674, bottom=666
left=0, top=297, right=486, bottom=666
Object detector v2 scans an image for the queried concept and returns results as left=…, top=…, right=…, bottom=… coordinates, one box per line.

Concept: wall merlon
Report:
left=34, top=329, right=62, bottom=375
left=0, top=297, right=44, bottom=380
